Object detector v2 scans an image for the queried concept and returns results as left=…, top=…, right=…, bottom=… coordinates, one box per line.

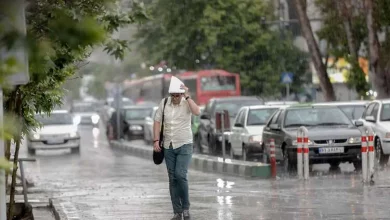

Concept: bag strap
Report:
left=160, top=98, right=168, bottom=133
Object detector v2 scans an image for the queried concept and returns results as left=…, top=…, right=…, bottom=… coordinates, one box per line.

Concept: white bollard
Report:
left=367, top=129, right=375, bottom=182
left=296, top=134, right=303, bottom=179
left=303, top=135, right=309, bottom=180
left=361, top=135, right=368, bottom=183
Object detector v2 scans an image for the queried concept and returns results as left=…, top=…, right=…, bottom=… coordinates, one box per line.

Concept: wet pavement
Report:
left=20, top=123, right=390, bottom=220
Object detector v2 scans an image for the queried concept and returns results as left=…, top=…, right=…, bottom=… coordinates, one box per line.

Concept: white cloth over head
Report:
left=168, top=76, right=185, bottom=93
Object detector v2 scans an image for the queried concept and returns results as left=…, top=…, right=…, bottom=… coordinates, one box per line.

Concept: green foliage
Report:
left=315, top=0, right=390, bottom=97
left=136, top=0, right=310, bottom=98
left=0, top=0, right=147, bottom=137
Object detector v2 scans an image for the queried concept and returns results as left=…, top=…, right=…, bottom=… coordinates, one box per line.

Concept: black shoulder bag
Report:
left=153, top=98, right=168, bottom=165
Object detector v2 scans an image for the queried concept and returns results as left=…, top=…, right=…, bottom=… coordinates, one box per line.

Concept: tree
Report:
left=136, top=0, right=311, bottom=98
left=293, top=0, right=336, bottom=101
left=316, top=0, right=390, bottom=98
left=316, top=0, right=369, bottom=98
left=365, top=0, right=390, bottom=98
left=0, top=0, right=146, bottom=218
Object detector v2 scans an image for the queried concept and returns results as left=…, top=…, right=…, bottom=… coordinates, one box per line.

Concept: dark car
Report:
left=197, top=96, right=263, bottom=155
left=122, top=106, right=154, bottom=140
left=262, top=105, right=363, bottom=171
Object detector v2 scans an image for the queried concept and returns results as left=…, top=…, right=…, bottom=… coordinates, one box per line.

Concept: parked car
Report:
left=27, top=110, right=80, bottom=155
left=262, top=105, right=363, bottom=171
left=71, top=101, right=100, bottom=127
left=123, top=106, right=154, bottom=140
left=314, top=100, right=368, bottom=121
left=230, top=105, right=284, bottom=160
left=143, top=106, right=158, bottom=144
left=358, top=99, right=390, bottom=166
left=197, top=96, right=263, bottom=155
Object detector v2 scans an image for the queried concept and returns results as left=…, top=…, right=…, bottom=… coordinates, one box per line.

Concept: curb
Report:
left=110, top=140, right=271, bottom=178
left=50, top=199, right=68, bottom=220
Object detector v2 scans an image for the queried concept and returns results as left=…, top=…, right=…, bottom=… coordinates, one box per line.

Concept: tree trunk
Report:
left=365, top=0, right=390, bottom=98
left=7, top=139, right=20, bottom=220
left=293, top=0, right=336, bottom=101
left=5, top=140, right=11, bottom=189
left=7, top=91, right=22, bottom=220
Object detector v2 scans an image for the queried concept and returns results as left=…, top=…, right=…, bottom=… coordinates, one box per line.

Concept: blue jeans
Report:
left=164, top=143, right=193, bottom=214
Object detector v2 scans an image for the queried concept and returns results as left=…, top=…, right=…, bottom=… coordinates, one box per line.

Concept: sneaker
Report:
left=183, top=210, right=191, bottom=220
left=171, top=213, right=182, bottom=220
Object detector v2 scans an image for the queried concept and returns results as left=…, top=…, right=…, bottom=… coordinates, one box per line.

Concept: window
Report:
left=125, top=108, right=152, bottom=120
left=234, top=110, right=244, bottom=126
left=200, top=75, right=236, bottom=91
left=239, top=109, right=247, bottom=125
left=363, top=103, right=376, bottom=118
left=380, top=104, right=390, bottom=121
left=338, top=105, right=366, bottom=120
left=372, top=104, right=379, bottom=119
left=267, top=110, right=281, bottom=126
left=284, top=107, right=351, bottom=127
left=247, top=108, right=278, bottom=126
left=35, top=113, right=74, bottom=125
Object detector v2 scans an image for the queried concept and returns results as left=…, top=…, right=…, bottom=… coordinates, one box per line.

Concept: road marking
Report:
left=60, top=202, right=80, bottom=219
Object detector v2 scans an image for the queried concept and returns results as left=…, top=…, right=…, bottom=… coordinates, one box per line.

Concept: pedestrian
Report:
left=153, top=76, right=200, bottom=220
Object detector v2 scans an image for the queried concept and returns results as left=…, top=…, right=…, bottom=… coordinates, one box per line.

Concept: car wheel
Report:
left=375, top=138, right=389, bottom=167
left=194, top=134, right=202, bottom=154
left=283, top=146, right=295, bottom=173
left=208, top=137, right=217, bottom=156
left=329, top=161, right=340, bottom=168
left=27, top=148, right=35, bottom=155
left=353, top=160, right=362, bottom=171
left=230, top=145, right=234, bottom=159
left=71, top=147, right=80, bottom=154
left=242, top=144, right=248, bottom=161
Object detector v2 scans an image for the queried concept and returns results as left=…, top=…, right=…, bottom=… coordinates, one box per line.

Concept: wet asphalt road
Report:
left=20, top=123, right=390, bottom=220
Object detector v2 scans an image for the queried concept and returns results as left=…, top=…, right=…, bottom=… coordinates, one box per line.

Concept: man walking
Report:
left=153, top=76, right=200, bottom=220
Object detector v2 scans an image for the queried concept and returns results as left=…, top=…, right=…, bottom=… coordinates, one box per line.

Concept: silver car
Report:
left=262, top=105, right=363, bottom=171
left=358, top=99, right=390, bottom=167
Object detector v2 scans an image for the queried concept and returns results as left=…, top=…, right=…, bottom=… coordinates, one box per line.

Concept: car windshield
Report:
left=380, top=104, right=390, bottom=121
left=125, top=108, right=152, bottom=120
left=247, top=108, right=278, bottom=126
left=214, top=100, right=262, bottom=117
left=35, top=113, right=73, bottom=125
left=284, top=107, right=352, bottom=127
left=72, top=104, right=95, bottom=113
left=338, top=105, right=366, bottom=120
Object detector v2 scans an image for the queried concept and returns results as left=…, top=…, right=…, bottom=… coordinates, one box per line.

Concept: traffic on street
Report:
left=18, top=97, right=390, bottom=219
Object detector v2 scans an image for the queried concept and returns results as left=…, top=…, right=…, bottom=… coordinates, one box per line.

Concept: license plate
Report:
left=47, top=138, right=63, bottom=144
left=319, top=147, right=344, bottom=154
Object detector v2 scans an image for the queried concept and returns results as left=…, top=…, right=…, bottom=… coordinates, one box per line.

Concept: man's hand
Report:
left=153, top=141, right=161, bottom=152
left=180, top=84, right=189, bottom=97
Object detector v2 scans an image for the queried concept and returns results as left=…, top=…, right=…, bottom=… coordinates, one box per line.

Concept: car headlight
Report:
left=32, top=133, right=40, bottom=140
left=348, top=137, right=361, bottom=144
left=70, top=131, right=78, bottom=138
left=73, top=116, right=81, bottom=125
left=249, top=135, right=262, bottom=144
left=91, top=115, right=100, bottom=124
left=292, top=139, right=313, bottom=145
left=130, top=125, right=142, bottom=131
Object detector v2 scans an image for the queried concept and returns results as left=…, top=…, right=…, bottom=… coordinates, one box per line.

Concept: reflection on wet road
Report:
left=22, top=124, right=390, bottom=219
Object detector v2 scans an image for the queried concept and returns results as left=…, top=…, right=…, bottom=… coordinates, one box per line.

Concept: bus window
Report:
left=201, top=75, right=236, bottom=91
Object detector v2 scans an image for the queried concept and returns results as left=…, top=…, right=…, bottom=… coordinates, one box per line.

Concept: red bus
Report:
left=122, top=69, right=241, bottom=105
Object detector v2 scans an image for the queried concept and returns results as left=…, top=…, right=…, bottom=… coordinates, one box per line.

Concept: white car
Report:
left=230, top=105, right=285, bottom=160
left=143, top=106, right=158, bottom=144
left=358, top=99, right=390, bottom=166
left=27, top=110, right=81, bottom=154
left=71, top=102, right=100, bottom=127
